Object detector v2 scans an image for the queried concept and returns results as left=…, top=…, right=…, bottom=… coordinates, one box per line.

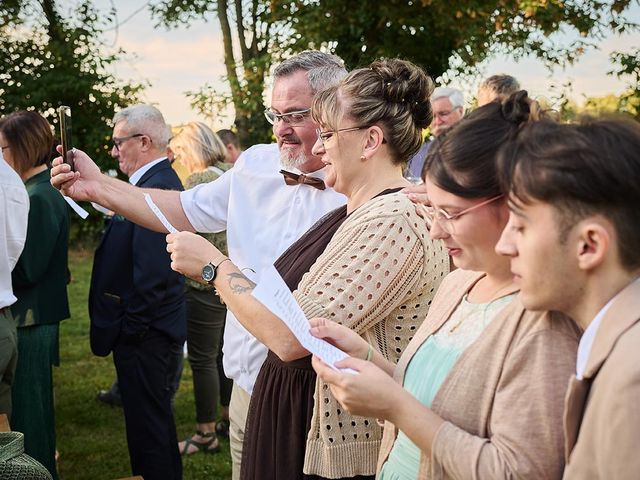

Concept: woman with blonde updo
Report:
left=167, top=58, right=450, bottom=479
left=169, top=122, right=234, bottom=455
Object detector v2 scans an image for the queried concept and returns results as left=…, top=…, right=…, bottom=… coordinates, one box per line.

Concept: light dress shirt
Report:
left=0, top=154, right=29, bottom=308
left=180, top=143, right=346, bottom=394
left=576, top=276, right=640, bottom=379
left=128, top=157, right=167, bottom=186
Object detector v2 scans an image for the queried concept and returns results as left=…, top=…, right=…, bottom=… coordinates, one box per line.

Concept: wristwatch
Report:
left=201, top=258, right=229, bottom=285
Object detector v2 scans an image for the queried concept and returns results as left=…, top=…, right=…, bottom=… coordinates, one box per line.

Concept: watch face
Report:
left=202, top=263, right=215, bottom=282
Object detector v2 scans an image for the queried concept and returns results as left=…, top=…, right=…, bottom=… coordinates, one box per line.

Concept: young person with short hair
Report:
left=496, top=116, right=640, bottom=480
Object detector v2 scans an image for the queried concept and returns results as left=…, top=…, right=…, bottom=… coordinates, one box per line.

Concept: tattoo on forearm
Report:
left=228, top=272, right=256, bottom=294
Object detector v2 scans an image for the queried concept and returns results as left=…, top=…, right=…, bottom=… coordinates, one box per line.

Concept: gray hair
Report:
left=432, top=87, right=465, bottom=113
left=479, top=74, right=521, bottom=98
left=273, top=50, right=347, bottom=95
left=112, top=104, right=171, bottom=149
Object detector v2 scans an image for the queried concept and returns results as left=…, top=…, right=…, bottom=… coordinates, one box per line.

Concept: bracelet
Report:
left=365, top=343, right=374, bottom=362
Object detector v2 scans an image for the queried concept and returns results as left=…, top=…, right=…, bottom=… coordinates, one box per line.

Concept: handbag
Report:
left=0, top=431, right=53, bottom=480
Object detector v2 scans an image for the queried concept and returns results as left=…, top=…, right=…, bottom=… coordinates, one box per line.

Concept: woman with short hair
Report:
left=0, top=110, right=70, bottom=480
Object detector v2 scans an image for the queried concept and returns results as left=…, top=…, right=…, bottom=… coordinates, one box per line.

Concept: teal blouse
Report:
left=11, top=169, right=70, bottom=327
left=379, top=293, right=516, bottom=480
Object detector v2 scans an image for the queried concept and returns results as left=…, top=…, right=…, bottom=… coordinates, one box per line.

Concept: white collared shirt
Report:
left=0, top=154, right=29, bottom=308
left=576, top=277, right=640, bottom=379
left=128, top=157, right=167, bottom=186
left=180, top=143, right=346, bottom=393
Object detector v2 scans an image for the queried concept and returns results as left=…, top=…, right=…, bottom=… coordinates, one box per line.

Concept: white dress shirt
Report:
left=180, top=143, right=346, bottom=393
left=0, top=154, right=29, bottom=308
left=576, top=277, right=640, bottom=379
left=129, top=157, right=167, bottom=186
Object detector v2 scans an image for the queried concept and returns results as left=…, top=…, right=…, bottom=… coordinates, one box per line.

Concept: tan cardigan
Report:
left=294, top=192, right=450, bottom=478
left=378, top=269, right=581, bottom=479
left=563, top=279, right=640, bottom=479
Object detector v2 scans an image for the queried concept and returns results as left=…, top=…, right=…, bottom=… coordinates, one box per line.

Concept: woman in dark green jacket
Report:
left=0, top=110, right=69, bottom=480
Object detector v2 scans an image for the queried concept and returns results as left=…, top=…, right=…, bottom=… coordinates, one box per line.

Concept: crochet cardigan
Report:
left=377, top=269, right=582, bottom=479
left=293, top=192, right=450, bottom=478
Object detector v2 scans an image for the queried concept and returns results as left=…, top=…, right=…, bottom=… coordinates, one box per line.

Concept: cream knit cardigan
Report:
left=293, top=192, right=450, bottom=478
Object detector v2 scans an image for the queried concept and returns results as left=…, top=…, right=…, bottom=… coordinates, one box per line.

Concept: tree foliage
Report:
left=609, top=48, right=640, bottom=119
left=0, top=0, right=145, bottom=242
left=150, top=0, right=636, bottom=144
left=273, top=0, right=636, bottom=78
left=150, top=0, right=288, bottom=146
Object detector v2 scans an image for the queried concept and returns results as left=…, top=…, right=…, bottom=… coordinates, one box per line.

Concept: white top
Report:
left=0, top=154, right=29, bottom=309
left=180, top=143, right=346, bottom=393
left=576, top=276, right=640, bottom=379
left=128, top=157, right=167, bottom=186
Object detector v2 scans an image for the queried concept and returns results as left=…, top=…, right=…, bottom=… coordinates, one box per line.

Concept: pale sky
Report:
left=88, top=0, right=639, bottom=127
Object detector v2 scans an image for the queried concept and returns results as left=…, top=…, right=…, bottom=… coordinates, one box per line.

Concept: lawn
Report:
left=55, top=249, right=232, bottom=479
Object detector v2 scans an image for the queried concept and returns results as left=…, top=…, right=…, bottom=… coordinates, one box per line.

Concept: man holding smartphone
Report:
left=51, top=50, right=347, bottom=479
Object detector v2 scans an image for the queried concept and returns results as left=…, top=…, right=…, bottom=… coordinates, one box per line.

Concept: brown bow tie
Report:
left=280, top=169, right=326, bottom=190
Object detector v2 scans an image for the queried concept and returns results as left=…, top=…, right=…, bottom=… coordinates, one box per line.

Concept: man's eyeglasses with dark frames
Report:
left=112, top=133, right=145, bottom=151
left=264, top=109, right=311, bottom=126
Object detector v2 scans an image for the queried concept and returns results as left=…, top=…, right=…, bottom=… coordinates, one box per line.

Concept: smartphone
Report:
left=57, top=105, right=74, bottom=171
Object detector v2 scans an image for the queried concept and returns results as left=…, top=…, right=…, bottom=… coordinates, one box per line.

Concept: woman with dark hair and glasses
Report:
left=0, top=110, right=70, bottom=480
left=311, top=92, right=581, bottom=480
left=166, top=58, right=450, bottom=479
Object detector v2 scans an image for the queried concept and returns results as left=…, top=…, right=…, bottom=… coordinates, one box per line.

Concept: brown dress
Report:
left=240, top=190, right=400, bottom=480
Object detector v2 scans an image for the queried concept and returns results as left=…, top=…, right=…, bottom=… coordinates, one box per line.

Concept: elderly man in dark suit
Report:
left=89, top=104, right=185, bottom=480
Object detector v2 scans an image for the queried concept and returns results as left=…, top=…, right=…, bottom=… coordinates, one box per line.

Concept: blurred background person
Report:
left=169, top=122, right=233, bottom=455
left=89, top=104, right=185, bottom=480
left=0, top=110, right=70, bottom=480
left=0, top=149, right=29, bottom=418
left=312, top=92, right=580, bottom=480
left=477, top=74, right=521, bottom=106
left=216, top=128, right=243, bottom=164
left=405, top=86, right=465, bottom=181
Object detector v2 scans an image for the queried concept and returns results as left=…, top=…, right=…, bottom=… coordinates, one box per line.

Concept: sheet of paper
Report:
left=144, top=193, right=178, bottom=234
left=63, top=195, right=89, bottom=219
left=252, top=265, right=352, bottom=372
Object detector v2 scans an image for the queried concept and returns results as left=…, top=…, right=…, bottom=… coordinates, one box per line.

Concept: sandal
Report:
left=179, top=430, right=221, bottom=456
left=215, top=419, right=230, bottom=438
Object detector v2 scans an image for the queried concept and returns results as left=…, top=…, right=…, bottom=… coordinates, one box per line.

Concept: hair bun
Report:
left=501, top=90, right=542, bottom=125
left=371, top=59, right=434, bottom=129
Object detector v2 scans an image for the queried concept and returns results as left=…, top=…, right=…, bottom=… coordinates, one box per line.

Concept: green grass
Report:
left=55, top=249, right=232, bottom=479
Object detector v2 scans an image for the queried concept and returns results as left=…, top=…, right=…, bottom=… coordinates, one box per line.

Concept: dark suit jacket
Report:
left=89, top=160, right=186, bottom=356
left=11, top=169, right=70, bottom=327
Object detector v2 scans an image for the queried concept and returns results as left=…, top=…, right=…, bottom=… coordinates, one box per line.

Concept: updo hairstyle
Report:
left=312, top=58, right=434, bottom=165
left=424, top=90, right=545, bottom=199
left=169, top=121, right=227, bottom=174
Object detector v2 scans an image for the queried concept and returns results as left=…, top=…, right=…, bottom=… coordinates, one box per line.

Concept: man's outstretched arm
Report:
left=50, top=149, right=195, bottom=233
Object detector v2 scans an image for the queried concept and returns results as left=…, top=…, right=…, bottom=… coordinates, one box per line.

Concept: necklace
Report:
left=447, top=279, right=515, bottom=334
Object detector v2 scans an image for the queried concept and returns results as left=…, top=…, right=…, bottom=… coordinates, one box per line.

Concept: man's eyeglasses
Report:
left=112, top=133, right=145, bottom=151
left=424, top=194, right=504, bottom=233
left=433, top=107, right=462, bottom=120
left=264, top=109, right=310, bottom=126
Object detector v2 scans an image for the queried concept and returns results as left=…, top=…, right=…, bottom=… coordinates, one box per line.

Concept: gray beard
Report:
left=279, top=148, right=307, bottom=170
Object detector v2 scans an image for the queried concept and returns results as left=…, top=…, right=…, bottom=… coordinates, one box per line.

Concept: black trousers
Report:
left=114, top=328, right=182, bottom=480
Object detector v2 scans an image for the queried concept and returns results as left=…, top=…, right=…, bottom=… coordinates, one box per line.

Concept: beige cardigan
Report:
left=378, top=269, right=581, bottom=479
left=563, top=278, right=640, bottom=479
left=294, top=192, right=450, bottom=478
